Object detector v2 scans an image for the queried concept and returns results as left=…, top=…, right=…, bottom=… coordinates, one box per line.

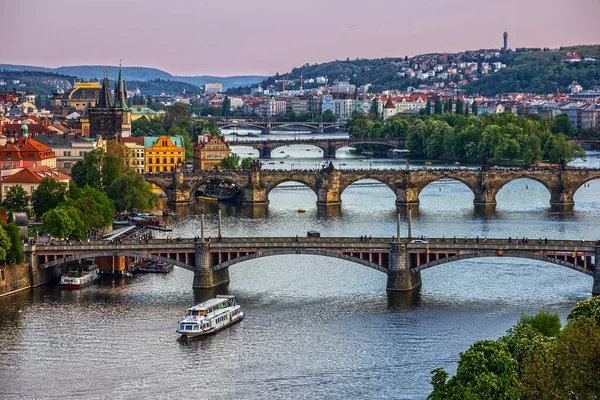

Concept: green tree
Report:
left=455, top=98, right=464, bottom=115
left=0, top=224, right=10, bottom=260
left=221, top=96, right=231, bottom=118
left=164, top=102, right=190, bottom=130
left=240, top=157, right=253, bottom=170
left=57, top=205, right=87, bottom=240
left=434, top=98, right=443, bottom=114
left=42, top=208, right=75, bottom=239
left=2, top=185, right=30, bottom=215
left=471, top=101, right=478, bottom=116
left=31, top=178, right=68, bottom=218
left=101, top=154, right=122, bottom=189
left=1, top=222, right=22, bottom=263
left=321, top=109, right=337, bottom=122
left=369, top=98, right=379, bottom=118
left=218, top=153, right=241, bottom=170
left=69, top=185, right=114, bottom=230
left=551, top=114, right=575, bottom=136
left=71, top=149, right=103, bottom=188
left=425, top=99, right=432, bottom=115
left=107, top=171, right=157, bottom=213
left=519, top=311, right=562, bottom=337
left=445, top=97, right=453, bottom=113
left=567, top=296, right=600, bottom=325
left=429, top=340, right=519, bottom=400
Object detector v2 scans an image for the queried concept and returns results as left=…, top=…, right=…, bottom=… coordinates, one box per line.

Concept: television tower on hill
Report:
left=503, top=31, right=508, bottom=51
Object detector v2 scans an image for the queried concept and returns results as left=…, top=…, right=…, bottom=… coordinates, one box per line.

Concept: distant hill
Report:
left=0, top=70, right=204, bottom=96
left=256, top=44, right=600, bottom=96
left=0, top=64, right=265, bottom=91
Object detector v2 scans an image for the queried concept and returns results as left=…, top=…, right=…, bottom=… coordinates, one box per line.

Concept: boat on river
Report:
left=177, top=295, right=244, bottom=339
left=59, top=260, right=100, bottom=289
left=137, top=260, right=173, bottom=274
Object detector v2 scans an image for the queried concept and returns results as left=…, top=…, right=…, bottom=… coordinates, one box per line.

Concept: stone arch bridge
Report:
left=229, top=137, right=405, bottom=158
left=25, top=237, right=599, bottom=296
left=216, top=121, right=344, bottom=134
left=144, top=167, right=600, bottom=209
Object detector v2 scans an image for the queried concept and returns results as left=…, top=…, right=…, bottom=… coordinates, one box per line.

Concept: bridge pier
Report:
left=387, top=243, right=422, bottom=292
left=550, top=191, right=575, bottom=212
left=324, top=145, right=336, bottom=159
left=394, top=187, right=420, bottom=209
left=258, top=146, right=272, bottom=158
left=316, top=168, right=342, bottom=206
left=242, top=171, right=269, bottom=206
left=593, top=247, right=600, bottom=296
left=193, top=243, right=229, bottom=289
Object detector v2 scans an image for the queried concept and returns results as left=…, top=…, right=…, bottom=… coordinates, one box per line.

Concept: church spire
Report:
left=97, top=69, right=113, bottom=108
left=114, top=62, right=128, bottom=109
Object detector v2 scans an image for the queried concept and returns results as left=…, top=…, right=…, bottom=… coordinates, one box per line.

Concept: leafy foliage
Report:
left=428, top=340, right=519, bottom=400
left=31, top=178, right=68, bottom=218
left=42, top=208, right=75, bottom=239
left=0, top=224, right=10, bottom=261
left=2, top=185, right=30, bottom=215
left=107, top=171, right=157, bottom=212
left=567, top=296, right=600, bottom=325
left=218, top=154, right=241, bottom=170
left=1, top=223, right=24, bottom=263
left=348, top=112, right=584, bottom=164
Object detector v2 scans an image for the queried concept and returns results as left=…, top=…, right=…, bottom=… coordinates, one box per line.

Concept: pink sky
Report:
left=1, top=0, right=599, bottom=76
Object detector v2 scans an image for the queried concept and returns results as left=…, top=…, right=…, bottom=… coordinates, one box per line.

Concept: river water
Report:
left=1, top=129, right=599, bottom=399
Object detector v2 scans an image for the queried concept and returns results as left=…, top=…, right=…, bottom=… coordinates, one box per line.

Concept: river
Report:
left=0, top=130, right=599, bottom=399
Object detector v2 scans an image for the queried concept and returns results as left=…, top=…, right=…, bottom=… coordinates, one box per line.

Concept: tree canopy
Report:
left=31, top=178, right=68, bottom=218
left=107, top=171, right=157, bottom=212
left=2, top=185, right=30, bottom=216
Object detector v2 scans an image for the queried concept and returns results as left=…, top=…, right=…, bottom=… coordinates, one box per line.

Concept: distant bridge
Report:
left=26, top=237, right=600, bottom=295
left=216, top=120, right=344, bottom=133
left=229, top=137, right=406, bottom=158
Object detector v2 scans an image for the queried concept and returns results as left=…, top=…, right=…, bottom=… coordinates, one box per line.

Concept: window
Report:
left=148, top=167, right=153, bottom=172
left=155, top=158, right=160, bottom=164
left=170, top=158, right=174, bottom=164
left=163, top=158, right=167, bottom=164
left=0, top=268, right=5, bottom=282
left=148, top=158, right=152, bottom=164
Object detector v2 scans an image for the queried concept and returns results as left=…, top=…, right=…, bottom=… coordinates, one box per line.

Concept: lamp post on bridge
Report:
left=407, top=205, right=413, bottom=239
left=201, top=209, right=205, bottom=242
left=218, top=208, right=222, bottom=239
left=397, top=212, right=401, bottom=243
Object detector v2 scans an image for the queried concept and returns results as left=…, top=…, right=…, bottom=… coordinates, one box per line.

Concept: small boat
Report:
left=177, top=295, right=244, bottom=339
left=425, top=161, right=432, bottom=165
left=197, top=195, right=218, bottom=201
left=138, top=260, right=173, bottom=274
left=113, top=220, right=130, bottom=225
left=147, top=225, right=173, bottom=232
left=305, top=149, right=311, bottom=151
left=279, top=151, right=285, bottom=154
left=268, top=162, right=275, bottom=165
left=454, top=161, right=460, bottom=165
left=59, top=260, right=100, bottom=289
left=280, top=161, right=285, bottom=164
left=359, top=159, right=366, bottom=162
left=297, top=209, right=306, bottom=213
left=162, top=209, right=175, bottom=216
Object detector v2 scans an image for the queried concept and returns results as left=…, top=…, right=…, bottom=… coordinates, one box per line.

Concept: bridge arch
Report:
left=40, top=251, right=194, bottom=271
left=495, top=178, right=551, bottom=209
left=412, top=251, right=593, bottom=276
left=339, top=175, right=398, bottom=195
left=219, top=123, right=265, bottom=131
left=212, top=249, right=387, bottom=273
left=268, top=143, right=327, bottom=155
left=266, top=179, right=319, bottom=201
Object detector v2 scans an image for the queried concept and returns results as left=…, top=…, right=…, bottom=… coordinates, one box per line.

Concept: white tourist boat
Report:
left=59, top=260, right=100, bottom=289
left=177, top=295, right=244, bottom=338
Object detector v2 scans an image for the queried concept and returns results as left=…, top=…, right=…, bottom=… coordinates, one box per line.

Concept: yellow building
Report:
left=193, top=133, right=231, bottom=170
left=144, top=135, right=184, bottom=173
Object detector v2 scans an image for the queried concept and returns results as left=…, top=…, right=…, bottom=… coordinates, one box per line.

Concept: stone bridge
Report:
left=229, top=137, right=405, bottom=158
left=25, top=237, right=600, bottom=295
left=216, top=120, right=345, bottom=134
left=143, top=167, right=600, bottom=210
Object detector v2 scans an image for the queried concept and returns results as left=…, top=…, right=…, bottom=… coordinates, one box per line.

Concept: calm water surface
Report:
left=1, top=140, right=599, bottom=399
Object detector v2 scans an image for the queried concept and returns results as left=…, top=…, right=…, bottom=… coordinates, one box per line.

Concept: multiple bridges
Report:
left=216, top=120, right=345, bottom=134
left=25, top=237, right=600, bottom=295
left=228, top=137, right=405, bottom=158
left=144, top=167, right=600, bottom=210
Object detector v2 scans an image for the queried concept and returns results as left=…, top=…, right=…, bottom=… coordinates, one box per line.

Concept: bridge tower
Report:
left=386, top=243, right=422, bottom=292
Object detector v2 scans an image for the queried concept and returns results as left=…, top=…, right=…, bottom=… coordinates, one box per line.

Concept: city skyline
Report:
left=1, top=0, right=599, bottom=77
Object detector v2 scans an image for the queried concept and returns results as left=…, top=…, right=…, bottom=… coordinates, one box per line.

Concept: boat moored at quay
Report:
left=59, top=260, right=100, bottom=289
left=177, top=295, right=244, bottom=339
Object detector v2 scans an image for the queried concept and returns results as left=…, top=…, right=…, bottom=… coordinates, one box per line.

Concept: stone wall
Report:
left=0, top=262, right=58, bottom=298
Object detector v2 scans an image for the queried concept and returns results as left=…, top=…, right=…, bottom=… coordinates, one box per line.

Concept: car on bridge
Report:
left=410, top=239, right=428, bottom=243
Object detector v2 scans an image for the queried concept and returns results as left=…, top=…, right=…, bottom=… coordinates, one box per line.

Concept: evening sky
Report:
left=1, top=0, right=599, bottom=76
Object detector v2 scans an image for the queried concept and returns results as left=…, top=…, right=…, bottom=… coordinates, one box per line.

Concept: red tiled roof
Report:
left=2, top=166, right=69, bottom=184
left=122, top=137, right=144, bottom=145
left=383, top=98, right=395, bottom=109
left=0, top=136, right=55, bottom=161
left=2, top=123, right=52, bottom=136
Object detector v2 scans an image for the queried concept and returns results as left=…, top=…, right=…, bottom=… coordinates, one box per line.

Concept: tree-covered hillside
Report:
left=467, top=45, right=600, bottom=95
left=262, top=45, right=600, bottom=95
left=0, top=70, right=202, bottom=96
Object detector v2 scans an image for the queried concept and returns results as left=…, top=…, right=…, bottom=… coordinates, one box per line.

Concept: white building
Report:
left=204, top=83, right=223, bottom=94
left=259, top=97, right=287, bottom=117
